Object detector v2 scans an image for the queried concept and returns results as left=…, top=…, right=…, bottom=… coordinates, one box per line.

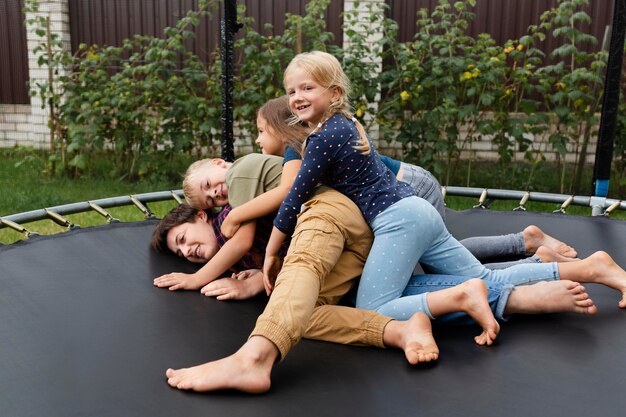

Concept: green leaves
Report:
left=25, top=0, right=613, bottom=193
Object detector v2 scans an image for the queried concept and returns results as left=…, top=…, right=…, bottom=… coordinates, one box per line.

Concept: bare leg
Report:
left=426, top=279, right=500, bottom=346
left=165, top=336, right=277, bottom=393
left=558, top=251, right=626, bottom=308
left=382, top=313, right=439, bottom=365
left=504, top=280, right=597, bottom=315
left=523, top=225, right=577, bottom=258
left=535, top=246, right=579, bottom=263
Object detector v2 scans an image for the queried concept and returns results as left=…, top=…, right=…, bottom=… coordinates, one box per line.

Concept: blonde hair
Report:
left=182, top=158, right=215, bottom=207
left=258, top=95, right=309, bottom=154
left=283, top=50, right=370, bottom=154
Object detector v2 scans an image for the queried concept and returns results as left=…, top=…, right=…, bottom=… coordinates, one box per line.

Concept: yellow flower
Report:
left=555, top=82, right=566, bottom=90
left=490, top=57, right=500, bottom=62
left=504, top=89, right=511, bottom=96
left=467, top=64, right=475, bottom=69
left=504, top=46, right=514, bottom=54
left=517, top=44, right=524, bottom=51
left=461, top=71, right=472, bottom=81
left=400, top=90, right=411, bottom=101
left=86, top=45, right=98, bottom=60
left=356, top=108, right=364, bottom=118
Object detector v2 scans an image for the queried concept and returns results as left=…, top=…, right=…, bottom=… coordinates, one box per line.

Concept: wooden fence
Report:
left=0, top=0, right=615, bottom=105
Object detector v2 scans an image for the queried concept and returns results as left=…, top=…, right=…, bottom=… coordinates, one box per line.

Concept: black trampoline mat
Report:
left=1, top=210, right=626, bottom=417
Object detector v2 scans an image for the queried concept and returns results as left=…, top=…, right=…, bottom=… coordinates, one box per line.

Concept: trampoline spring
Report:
left=88, top=202, right=120, bottom=223
left=45, top=209, right=77, bottom=229
left=513, top=192, right=530, bottom=211
left=604, top=200, right=622, bottom=217
left=130, top=196, right=156, bottom=219
left=0, top=217, right=39, bottom=238
left=473, top=189, right=489, bottom=209
left=171, top=191, right=184, bottom=204
left=553, top=195, right=574, bottom=214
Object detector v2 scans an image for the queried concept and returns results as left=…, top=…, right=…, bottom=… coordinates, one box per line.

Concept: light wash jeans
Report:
left=356, top=196, right=559, bottom=318
left=400, top=162, right=541, bottom=269
left=401, top=274, right=513, bottom=325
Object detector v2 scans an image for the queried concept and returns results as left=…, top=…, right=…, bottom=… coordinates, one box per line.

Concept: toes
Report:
left=572, top=291, right=589, bottom=301
left=570, top=284, right=585, bottom=294
left=474, top=331, right=493, bottom=346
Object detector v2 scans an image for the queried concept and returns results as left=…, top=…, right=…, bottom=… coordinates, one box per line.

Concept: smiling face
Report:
left=185, top=160, right=230, bottom=210
left=255, top=114, right=285, bottom=156
left=165, top=211, right=219, bottom=263
left=284, top=67, right=340, bottom=125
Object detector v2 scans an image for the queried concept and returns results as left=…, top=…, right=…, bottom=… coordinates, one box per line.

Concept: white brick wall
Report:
left=0, top=0, right=70, bottom=148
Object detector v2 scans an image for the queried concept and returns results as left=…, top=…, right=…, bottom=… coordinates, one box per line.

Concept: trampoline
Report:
left=2, top=198, right=626, bottom=417
left=2, top=1, right=625, bottom=415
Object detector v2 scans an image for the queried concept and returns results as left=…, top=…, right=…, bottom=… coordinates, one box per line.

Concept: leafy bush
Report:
left=26, top=0, right=220, bottom=180
left=25, top=0, right=620, bottom=196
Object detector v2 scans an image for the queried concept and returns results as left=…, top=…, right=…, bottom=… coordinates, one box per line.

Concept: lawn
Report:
left=1, top=147, right=624, bottom=245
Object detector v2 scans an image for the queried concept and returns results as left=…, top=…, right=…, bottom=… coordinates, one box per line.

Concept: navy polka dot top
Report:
left=273, top=113, right=415, bottom=235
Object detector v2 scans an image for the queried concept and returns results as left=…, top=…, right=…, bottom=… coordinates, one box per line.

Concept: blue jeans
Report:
left=401, top=274, right=513, bottom=325
left=400, top=161, right=542, bottom=269
left=356, top=196, right=559, bottom=318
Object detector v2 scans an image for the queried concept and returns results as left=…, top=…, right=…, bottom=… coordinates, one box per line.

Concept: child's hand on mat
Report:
left=200, top=273, right=264, bottom=300
left=262, top=255, right=281, bottom=296
left=153, top=272, right=205, bottom=291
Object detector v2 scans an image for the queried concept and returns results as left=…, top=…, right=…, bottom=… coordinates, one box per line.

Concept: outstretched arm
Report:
left=153, top=220, right=257, bottom=291
left=221, top=159, right=301, bottom=238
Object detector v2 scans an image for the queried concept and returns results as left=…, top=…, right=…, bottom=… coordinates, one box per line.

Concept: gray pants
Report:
left=400, top=162, right=541, bottom=270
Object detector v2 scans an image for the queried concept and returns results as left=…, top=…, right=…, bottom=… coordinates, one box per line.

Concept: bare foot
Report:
left=535, top=246, right=579, bottom=263
left=523, top=225, right=577, bottom=258
left=567, top=251, right=626, bottom=308
left=395, top=313, right=439, bottom=365
left=165, top=336, right=276, bottom=393
left=504, top=280, right=597, bottom=315
left=456, top=279, right=500, bottom=346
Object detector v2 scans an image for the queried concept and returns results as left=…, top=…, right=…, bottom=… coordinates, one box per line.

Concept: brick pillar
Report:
left=342, top=0, right=387, bottom=149
left=24, top=0, right=71, bottom=148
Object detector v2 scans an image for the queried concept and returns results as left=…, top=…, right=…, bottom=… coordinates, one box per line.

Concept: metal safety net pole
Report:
left=219, top=0, right=240, bottom=162
left=593, top=0, right=626, bottom=197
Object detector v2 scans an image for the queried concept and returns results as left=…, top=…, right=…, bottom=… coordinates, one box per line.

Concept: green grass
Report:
left=1, top=148, right=624, bottom=245
left=0, top=148, right=182, bottom=244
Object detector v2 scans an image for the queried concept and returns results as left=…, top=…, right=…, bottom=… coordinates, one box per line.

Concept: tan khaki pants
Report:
left=251, top=189, right=392, bottom=359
